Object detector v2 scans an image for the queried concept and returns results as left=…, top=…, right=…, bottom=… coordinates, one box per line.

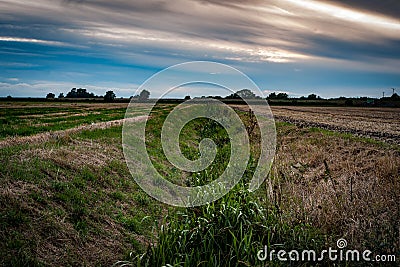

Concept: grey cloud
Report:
left=1, top=0, right=399, bottom=71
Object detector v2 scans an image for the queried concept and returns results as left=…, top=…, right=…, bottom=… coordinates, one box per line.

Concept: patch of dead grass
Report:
left=269, top=124, right=400, bottom=255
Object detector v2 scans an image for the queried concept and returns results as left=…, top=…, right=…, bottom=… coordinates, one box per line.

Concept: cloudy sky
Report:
left=0, top=0, right=399, bottom=98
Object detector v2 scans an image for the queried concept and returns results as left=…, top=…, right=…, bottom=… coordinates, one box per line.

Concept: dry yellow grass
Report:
left=269, top=123, right=400, bottom=255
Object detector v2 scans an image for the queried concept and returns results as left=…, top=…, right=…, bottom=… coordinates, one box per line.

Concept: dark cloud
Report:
left=299, top=34, right=400, bottom=61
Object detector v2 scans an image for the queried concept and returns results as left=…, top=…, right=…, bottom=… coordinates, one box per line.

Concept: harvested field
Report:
left=271, top=122, right=400, bottom=256
left=271, top=106, right=400, bottom=145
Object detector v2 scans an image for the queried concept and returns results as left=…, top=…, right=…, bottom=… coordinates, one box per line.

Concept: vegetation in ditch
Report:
left=131, top=108, right=328, bottom=266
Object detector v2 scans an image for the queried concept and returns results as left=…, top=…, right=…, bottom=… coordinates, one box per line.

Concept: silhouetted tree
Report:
left=66, top=88, right=77, bottom=98
left=391, top=93, right=400, bottom=100
left=66, top=88, right=96, bottom=98
left=268, top=92, right=288, bottom=99
left=77, top=88, right=86, bottom=95
left=184, top=95, right=191, bottom=100
left=104, top=90, right=116, bottom=102
left=307, top=94, right=318, bottom=100
left=276, top=93, right=288, bottom=99
left=139, top=90, right=150, bottom=101
left=225, top=93, right=240, bottom=99
left=58, top=93, right=64, bottom=98
left=46, top=93, right=55, bottom=99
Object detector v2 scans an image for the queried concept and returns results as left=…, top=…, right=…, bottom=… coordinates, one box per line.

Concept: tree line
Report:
left=46, top=88, right=150, bottom=102
left=45, top=88, right=399, bottom=102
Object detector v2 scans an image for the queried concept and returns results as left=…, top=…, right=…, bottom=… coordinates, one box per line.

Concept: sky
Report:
left=0, top=0, right=399, bottom=98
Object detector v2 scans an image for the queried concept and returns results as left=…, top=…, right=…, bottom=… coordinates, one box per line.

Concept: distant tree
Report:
left=6, top=95, right=12, bottom=99
left=268, top=92, right=288, bottom=99
left=66, top=88, right=77, bottom=98
left=66, top=88, right=96, bottom=98
left=139, top=90, right=150, bottom=101
left=58, top=93, right=64, bottom=98
left=236, top=89, right=257, bottom=99
left=77, top=88, right=94, bottom=98
left=307, top=94, right=318, bottom=100
left=104, top=90, right=116, bottom=102
left=267, top=92, right=277, bottom=99
left=46, top=93, right=55, bottom=99
left=299, top=96, right=306, bottom=100
left=226, top=89, right=257, bottom=99
left=391, top=93, right=400, bottom=100
left=184, top=95, right=191, bottom=100
left=225, top=93, right=240, bottom=99
left=276, top=93, right=288, bottom=99
left=77, top=88, right=86, bottom=96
